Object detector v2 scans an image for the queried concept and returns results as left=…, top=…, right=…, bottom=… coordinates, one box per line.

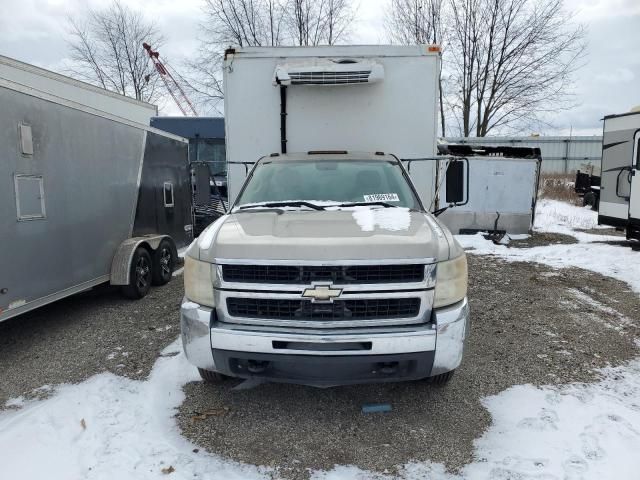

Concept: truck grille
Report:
left=222, top=264, right=424, bottom=284
left=226, top=298, right=421, bottom=321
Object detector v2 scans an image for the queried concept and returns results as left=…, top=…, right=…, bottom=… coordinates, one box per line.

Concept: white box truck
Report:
left=180, top=45, right=469, bottom=387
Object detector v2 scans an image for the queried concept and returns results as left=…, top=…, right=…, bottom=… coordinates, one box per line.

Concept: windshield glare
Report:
left=235, top=159, right=421, bottom=210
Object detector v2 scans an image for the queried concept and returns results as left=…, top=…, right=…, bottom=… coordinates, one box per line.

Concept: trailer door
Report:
left=630, top=131, right=640, bottom=221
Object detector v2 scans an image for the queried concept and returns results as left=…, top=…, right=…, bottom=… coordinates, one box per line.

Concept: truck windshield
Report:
left=235, top=159, right=422, bottom=210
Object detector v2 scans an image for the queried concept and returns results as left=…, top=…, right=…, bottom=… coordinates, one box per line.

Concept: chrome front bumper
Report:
left=180, top=297, right=469, bottom=382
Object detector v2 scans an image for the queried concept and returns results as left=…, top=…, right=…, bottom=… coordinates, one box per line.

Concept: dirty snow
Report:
left=457, top=200, right=640, bottom=293
left=314, top=359, right=640, bottom=480
left=0, top=341, right=269, bottom=480
left=7, top=340, right=640, bottom=480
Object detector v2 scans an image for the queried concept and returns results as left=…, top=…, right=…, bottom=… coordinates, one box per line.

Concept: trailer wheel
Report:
left=428, top=370, right=455, bottom=386
left=198, top=368, right=229, bottom=383
left=584, top=192, right=596, bottom=209
left=152, top=239, right=176, bottom=286
left=122, top=247, right=153, bottom=299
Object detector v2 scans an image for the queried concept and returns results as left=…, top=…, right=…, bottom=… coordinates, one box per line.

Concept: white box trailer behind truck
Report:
left=0, top=55, right=192, bottom=322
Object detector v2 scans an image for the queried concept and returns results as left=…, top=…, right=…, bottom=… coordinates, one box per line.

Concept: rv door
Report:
left=629, top=131, right=640, bottom=221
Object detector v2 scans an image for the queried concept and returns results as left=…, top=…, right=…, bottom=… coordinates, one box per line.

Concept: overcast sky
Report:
left=1, top=0, right=638, bottom=136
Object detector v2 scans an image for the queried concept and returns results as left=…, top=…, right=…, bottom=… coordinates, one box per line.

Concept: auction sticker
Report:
left=363, top=193, right=399, bottom=202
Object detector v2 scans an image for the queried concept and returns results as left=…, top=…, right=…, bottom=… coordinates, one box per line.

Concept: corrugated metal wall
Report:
left=445, top=136, right=603, bottom=174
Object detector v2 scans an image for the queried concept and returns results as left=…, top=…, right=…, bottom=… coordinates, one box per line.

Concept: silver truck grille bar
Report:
left=213, top=260, right=437, bottom=330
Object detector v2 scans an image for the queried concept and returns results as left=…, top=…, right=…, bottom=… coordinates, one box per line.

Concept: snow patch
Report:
left=535, top=199, right=602, bottom=232
left=457, top=234, right=640, bottom=294
left=351, top=207, right=411, bottom=232
left=310, top=360, right=640, bottom=480
left=0, top=340, right=271, bottom=480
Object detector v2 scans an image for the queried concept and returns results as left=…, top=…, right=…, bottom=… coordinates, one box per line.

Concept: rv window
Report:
left=164, top=182, right=174, bottom=207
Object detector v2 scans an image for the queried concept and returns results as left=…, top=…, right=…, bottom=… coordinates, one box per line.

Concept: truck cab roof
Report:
left=261, top=151, right=397, bottom=163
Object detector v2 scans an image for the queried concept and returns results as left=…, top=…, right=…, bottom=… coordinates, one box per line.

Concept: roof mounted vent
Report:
left=274, top=59, right=384, bottom=86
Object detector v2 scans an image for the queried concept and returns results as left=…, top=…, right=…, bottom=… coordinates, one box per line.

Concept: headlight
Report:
left=184, top=255, right=216, bottom=307
left=434, top=254, right=468, bottom=308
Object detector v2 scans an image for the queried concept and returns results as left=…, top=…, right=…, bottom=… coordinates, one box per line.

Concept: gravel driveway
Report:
left=1, top=254, right=638, bottom=480
left=0, top=280, right=183, bottom=406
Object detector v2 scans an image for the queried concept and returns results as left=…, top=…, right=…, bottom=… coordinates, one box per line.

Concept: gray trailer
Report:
left=0, top=55, right=192, bottom=322
left=598, top=109, right=640, bottom=241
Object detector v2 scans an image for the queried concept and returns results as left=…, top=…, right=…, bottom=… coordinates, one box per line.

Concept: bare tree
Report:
left=386, top=0, right=447, bottom=136
left=67, top=1, right=163, bottom=103
left=287, top=0, right=354, bottom=46
left=186, top=0, right=355, bottom=110
left=184, top=0, right=289, bottom=113
left=448, top=0, right=586, bottom=136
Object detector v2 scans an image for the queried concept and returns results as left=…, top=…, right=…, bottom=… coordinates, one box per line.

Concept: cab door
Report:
left=629, top=131, right=640, bottom=221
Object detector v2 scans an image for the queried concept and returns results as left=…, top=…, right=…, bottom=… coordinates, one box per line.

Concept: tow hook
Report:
left=378, top=362, right=399, bottom=375
left=247, top=360, right=269, bottom=374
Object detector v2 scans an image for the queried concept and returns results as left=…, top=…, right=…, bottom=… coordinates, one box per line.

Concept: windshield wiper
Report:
left=237, top=201, right=327, bottom=211
left=331, top=201, right=398, bottom=208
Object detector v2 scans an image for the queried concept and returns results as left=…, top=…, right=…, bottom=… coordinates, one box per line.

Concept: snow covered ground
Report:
left=1, top=199, right=639, bottom=480
left=458, top=199, right=640, bottom=294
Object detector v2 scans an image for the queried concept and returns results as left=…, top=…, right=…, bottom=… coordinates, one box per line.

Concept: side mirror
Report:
left=445, top=159, right=468, bottom=205
left=193, top=163, right=211, bottom=205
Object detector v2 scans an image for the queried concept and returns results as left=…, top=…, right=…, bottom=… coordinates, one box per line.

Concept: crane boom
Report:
left=143, top=42, right=198, bottom=117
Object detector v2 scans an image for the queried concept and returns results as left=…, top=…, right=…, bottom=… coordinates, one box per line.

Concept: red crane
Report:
left=143, top=42, right=198, bottom=117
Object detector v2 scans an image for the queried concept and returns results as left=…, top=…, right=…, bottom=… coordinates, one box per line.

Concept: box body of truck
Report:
left=0, top=55, right=191, bottom=322
left=181, top=45, right=469, bottom=387
left=223, top=45, right=440, bottom=207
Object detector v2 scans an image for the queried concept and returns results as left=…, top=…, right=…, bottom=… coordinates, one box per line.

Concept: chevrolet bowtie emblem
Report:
left=302, top=285, right=343, bottom=302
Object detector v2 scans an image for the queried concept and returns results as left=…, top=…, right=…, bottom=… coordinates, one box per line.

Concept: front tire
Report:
left=198, top=368, right=229, bottom=383
left=429, top=370, right=455, bottom=385
left=152, top=239, right=176, bottom=286
left=122, top=247, right=152, bottom=299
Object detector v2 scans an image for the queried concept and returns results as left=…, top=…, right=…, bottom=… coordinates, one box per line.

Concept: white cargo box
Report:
left=438, top=146, right=541, bottom=234
left=0, top=55, right=157, bottom=125
left=223, top=45, right=441, bottom=205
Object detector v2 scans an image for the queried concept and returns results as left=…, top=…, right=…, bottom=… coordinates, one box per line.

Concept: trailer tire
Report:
left=584, top=192, right=596, bottom=210
left=122, top=247, right=153, bottom=299
left=428, top=370, right=455, bottom=386
left=198, top=368, right=229, bottom=383
left=152, top=239, right=176, bottom=286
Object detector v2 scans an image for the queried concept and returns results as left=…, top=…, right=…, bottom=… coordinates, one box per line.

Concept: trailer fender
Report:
left=110, top=235, right=174, bottom=285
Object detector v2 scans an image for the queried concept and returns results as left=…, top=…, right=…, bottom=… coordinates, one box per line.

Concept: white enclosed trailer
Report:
left=437, top=144, right=541, bottom=234
left=223, top=45, right=441, bottom=208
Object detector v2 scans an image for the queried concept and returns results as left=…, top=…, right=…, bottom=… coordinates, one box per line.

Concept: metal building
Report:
left=445, top=136, right=602, bottom=174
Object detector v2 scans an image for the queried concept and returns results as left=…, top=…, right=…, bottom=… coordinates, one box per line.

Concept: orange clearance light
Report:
left=427, top=45, right=441, bottom=53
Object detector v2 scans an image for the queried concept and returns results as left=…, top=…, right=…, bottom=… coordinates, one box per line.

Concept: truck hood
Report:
left=196, top=207, right=456, bottom=263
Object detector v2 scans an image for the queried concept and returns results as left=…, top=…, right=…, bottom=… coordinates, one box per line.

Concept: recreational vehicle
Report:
left=598, top=109, right=640, bottom=241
